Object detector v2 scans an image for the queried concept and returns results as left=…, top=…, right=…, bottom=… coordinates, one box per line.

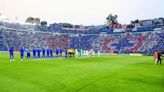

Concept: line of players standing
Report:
left=9, top=47, right=68, bottom=61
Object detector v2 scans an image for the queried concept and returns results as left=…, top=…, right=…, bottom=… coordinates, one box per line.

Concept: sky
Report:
left=0, top=0, right=164, bottom=25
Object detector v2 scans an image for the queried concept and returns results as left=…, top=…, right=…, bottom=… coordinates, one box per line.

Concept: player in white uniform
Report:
left=86, top=50, right=89, bottom=57
left=97, top=50, right=100, bottom=56
left=92, top=50, right=95, bottom=56
left=75, top=49, right=78, bottom=58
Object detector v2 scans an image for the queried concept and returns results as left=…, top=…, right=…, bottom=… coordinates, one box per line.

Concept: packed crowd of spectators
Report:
left=69, top=34, right=100, bottom=50
left=0, top=28, right=163, bottom=55
left=101, top=31, right=164, bottom=55
left=0, top=30, right=69, bottom=51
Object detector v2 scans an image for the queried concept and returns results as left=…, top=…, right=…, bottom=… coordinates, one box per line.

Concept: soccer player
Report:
left=65, top=49, right=68, bottom=58
left=75, top=49, right=78, bottom=58
left=83, top=50, right=87, bottom=56
left=68, top=49, right=71, bottom=58
left=93, top=50, right=95, bottom=56
left=42, top=48, right=45, bottom=58
left=97, top=50, right=100, bottom=56
left=20, top=48, right=25, bottom=61
left=157, top=52, right=162, bottom=64
left=46, top=49, right=50, bottom=58
left=86, top=50, right=89, bottom=57
left=71, top=49, right=75, bottom=57
left=80, top=49, right=83, bottom=57
left=26, top=49, right=31, bottom=59
left=37, top=49, right=41, bottom=58
left=154, top=52, right=158, bottom=64
left=33, top=49, right=37, bottom=58
left=50, top=49, right=53, bottom=58
left=59, top=48, right=62, bottom=57
left=56, top=48, right=59, bottom=57
left=9, top=47, right=14, bottom=61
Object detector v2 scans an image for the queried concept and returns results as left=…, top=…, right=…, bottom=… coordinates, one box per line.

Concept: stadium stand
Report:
left=101, top=31, right=164, bottom=55
left=0, top=17, right=163, bottom=55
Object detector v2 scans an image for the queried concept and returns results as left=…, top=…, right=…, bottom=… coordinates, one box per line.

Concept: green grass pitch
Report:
left=0, top=53, right=164, bottom=92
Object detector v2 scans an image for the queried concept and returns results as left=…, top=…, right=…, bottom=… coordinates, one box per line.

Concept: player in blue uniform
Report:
left=56, top=48, right=59, bottom=57
left=65, top=49, right=68, bottom=58
left=20, top=48, right=25, bottom=61
left=37, top=49, right=41, bottom=58
left=46, top=49, right=50, bottom=58
left=33, top=49, right=36, bottom=58
left=9, top=47, right=14, bottom=61
left=26, top=49, right=31, bottom=59
left=42, top=48, right=45, bottom=58
left=59, top=48, right=62, bottom=57
left=50, top=49, right=53, bottom=58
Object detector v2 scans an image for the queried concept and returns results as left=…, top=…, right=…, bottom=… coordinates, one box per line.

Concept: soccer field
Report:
left=0, top=53, right=164, bottom=92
